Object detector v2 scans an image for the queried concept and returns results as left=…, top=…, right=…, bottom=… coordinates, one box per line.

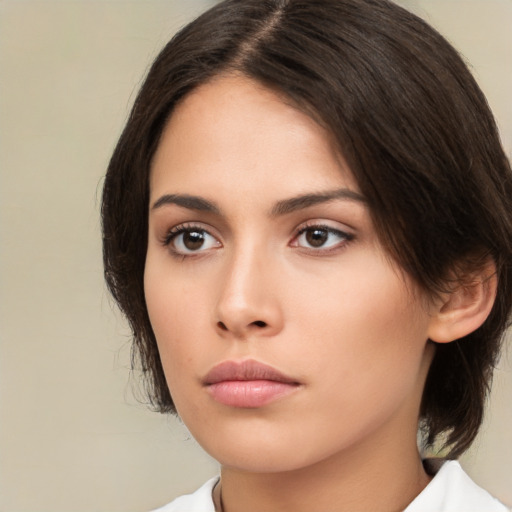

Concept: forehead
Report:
left=149, top=74, right=358, bottom=201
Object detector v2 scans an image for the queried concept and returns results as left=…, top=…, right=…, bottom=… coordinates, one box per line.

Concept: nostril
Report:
left=252, top=320, right=267, bottom=328
left=217, top=321, right=228, bottom=331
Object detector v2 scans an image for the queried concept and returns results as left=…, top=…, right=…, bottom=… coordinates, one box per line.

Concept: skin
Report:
left=145, top=75, right=440, bottom=512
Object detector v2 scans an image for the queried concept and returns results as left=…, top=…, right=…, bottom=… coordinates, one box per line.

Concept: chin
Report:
left=213, top=447, right=320, bottom=474
left=190, top=422, right=344, bottom=474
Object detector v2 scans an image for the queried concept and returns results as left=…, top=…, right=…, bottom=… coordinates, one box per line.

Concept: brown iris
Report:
left=183, top=230, right=206, bottom=251
left=306, top=228, right=328, bottom=247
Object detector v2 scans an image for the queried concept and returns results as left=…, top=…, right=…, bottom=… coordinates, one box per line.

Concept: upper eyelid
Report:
left=293, top=225, right=353, bottom=242
left=166, top=221, right=217, bottom=235
left=297, top=223, right=346, bottom=233
left=293, top=219, right=355, bottom=235
left=156, top=214, right=227, bottom=236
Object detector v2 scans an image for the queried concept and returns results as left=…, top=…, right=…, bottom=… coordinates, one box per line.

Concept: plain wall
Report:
left=0, top=1, right=510, bottom=511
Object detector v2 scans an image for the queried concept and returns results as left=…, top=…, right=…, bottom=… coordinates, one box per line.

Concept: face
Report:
left=145, top=75, right=435, bottom=473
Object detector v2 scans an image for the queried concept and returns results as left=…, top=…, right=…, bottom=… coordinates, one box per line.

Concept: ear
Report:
left=427, top=258, right=497, bottom=343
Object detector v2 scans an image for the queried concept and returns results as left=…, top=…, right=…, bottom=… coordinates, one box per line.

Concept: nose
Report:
left=214, top=246, right=284, bottom=339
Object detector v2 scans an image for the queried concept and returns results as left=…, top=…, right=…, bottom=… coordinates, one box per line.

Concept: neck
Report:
left=216, top=426, right=431, bottom=512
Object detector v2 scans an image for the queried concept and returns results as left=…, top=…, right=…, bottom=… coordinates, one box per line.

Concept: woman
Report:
left=102, top=0, right=512, bottom=510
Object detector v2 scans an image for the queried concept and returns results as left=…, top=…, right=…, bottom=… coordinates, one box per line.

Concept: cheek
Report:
left=285, top=255, right=430, bottom=401
left=145, top=289, right=201, bottom=418
left=288, top=254, right=426, bottom=342
left=145, top=252, right=209, bottom=337
left=144, top=261, right=201, bottom=383
left=144, top=257, right=227, bottom=421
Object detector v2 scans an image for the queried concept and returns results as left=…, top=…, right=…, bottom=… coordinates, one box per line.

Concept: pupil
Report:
left=183, top=231, right=205, bottom=250
left=306, top=229, right=328, bottom=247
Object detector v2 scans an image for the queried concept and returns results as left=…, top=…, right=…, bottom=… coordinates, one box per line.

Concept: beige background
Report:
left=0, top=1, right=510, bottom=511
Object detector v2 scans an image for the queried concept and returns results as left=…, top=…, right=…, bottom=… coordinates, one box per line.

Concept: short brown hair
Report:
left=102, top=0, right=512, bottom=458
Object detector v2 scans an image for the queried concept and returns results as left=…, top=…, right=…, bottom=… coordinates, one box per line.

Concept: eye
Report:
left=292, top=224, right=353, bottom=251
left=165, top=225, right=221, bottom=255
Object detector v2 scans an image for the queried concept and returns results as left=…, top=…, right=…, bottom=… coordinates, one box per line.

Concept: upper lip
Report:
left=203, top=359, right=298, bottom=385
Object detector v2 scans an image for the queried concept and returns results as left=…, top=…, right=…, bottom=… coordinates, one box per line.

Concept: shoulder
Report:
left=150, top=477, right=219, bottom=512
left=405, top=460, right=510, bottom=512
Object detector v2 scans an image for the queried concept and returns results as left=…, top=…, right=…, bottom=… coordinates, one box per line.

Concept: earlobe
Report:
left=427, top=259, right=497, bottom=343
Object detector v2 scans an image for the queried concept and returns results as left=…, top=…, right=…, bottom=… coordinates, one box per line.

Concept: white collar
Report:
left=405, top=459, right=509, bottom=512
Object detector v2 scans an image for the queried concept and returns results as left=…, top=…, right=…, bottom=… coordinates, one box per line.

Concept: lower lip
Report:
left=206, top=380, right=299, bottom=408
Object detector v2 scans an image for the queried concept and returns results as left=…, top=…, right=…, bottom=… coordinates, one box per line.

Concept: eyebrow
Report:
left=151, top=194, right=221, bottom=214
left=151, top=188, right=366, bottom=216
left=270, top=188, right=366, bottom=216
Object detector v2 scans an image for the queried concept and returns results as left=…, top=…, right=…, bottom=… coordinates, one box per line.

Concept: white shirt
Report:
left=152, top=460, right=509, bottom=511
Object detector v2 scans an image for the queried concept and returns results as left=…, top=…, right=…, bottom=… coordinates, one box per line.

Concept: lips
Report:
left=203, top=359, right=300, bottom=408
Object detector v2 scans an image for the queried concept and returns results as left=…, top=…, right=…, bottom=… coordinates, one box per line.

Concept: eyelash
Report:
left=163, top=223, right=220, bottom=257
left=292, top=223, right=355, bottom=254
left=162, top=222, right=355, bottom=257
left=164, top=223, right=201, bottom=246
